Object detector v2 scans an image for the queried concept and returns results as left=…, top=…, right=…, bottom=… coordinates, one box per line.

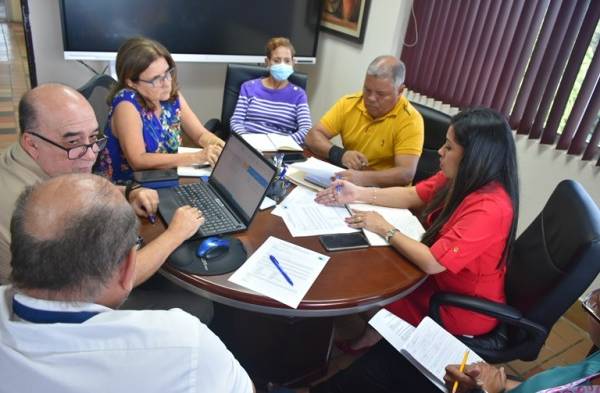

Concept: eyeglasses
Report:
left=25, top=131, right=107, bottom=160
left=138, top=67, right=175, bottom=87
left=582, top=291, right=600, bottom=324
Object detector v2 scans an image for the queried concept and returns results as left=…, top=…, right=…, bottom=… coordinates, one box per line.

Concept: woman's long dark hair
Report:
left=421, top=107, right=519, bottom=266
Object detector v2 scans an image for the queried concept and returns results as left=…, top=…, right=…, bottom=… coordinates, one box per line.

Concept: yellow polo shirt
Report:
left=320, top=93, right=424, bottom=170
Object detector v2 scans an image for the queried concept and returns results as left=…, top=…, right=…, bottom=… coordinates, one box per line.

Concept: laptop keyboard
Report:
left=173, top=183, right=243, bottom=236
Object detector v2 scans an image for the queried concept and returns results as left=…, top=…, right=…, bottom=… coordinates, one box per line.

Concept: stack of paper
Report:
left=176, top=147, right=212, bottom=177
left=242, top=134, right=303, bottom=152
left=228, top=236, right=330, bottom=308
left=348, top=203, right=425, bottom=246
left=272, top=186, right=359, bottom=237
left=369, top=310, right=483, bottom=391
left=285, top=157, right=344, bottom=191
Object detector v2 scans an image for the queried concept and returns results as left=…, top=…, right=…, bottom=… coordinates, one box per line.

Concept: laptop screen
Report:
left=210, top=133, right=276, bottom=222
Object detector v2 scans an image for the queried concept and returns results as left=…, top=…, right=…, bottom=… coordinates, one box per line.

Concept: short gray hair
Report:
left=366, top=56, right=406, bottom=89
left=10, top=177, right=139, bottom=300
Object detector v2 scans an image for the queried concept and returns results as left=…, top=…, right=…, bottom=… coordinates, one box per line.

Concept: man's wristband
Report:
left=125, top=182, right=141, bottom=201
left=328, top=145, right=346, bottom=167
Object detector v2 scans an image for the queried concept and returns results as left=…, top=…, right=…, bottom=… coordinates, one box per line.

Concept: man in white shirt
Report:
left=0, top=173, right=254, bottom=393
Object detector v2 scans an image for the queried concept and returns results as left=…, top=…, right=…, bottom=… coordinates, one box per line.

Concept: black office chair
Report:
left=429, top=180, right=600, bottom=363
left=410, top=102, right=451, bottom=184
left=205, top=64, right=308, bottom=140
left=77, top=74, right=117, bottom=132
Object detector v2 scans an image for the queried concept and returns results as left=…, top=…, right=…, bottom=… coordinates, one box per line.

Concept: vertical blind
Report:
left=401, top=0, right=600, bottom=166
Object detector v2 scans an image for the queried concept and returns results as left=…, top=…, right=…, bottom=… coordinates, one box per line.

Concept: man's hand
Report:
left=165, top=205, right=205, bottom=240
left=128, top=187, right=158, bottom=217
left=341, top=150, right=368, bottom=170
left=444, top=362, right=507, bottom=393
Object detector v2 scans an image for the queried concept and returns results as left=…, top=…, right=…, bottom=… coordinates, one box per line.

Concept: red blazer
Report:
left=386, top=171, right=513, bottom=336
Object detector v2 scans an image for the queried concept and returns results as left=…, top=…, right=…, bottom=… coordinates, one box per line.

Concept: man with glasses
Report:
left=0, top=173, right=254, bottom=393
left=0, top=83, right=213, bottom=323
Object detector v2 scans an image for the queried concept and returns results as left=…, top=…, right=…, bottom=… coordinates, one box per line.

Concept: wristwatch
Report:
left=384, top=228, right=399, bottom=243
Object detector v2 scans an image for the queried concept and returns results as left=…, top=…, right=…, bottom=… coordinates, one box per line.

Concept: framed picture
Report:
left=320, top=0, right=371, bottom=44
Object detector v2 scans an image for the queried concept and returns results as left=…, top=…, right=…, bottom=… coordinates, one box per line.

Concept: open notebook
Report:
left=369, top=310, right=483, bottom=391
left=241, top=134, right=303, bottom=152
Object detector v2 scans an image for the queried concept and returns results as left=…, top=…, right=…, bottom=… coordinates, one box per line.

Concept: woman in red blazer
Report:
left=316, top=107, right=519, bottom=351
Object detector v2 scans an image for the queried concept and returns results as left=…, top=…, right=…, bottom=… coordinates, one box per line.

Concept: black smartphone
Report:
left=282, top=152, right=307, bottom=164
left=319, top=232, right=370, bottom=252
left=133, top=169, right=178, bottom=183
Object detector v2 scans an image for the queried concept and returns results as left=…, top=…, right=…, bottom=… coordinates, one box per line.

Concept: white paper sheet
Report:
left=348, top=204, right=425, bottom=246
left=241, top=134, right=303, bottom=152
left=176, top=147, right=212, bottom=177
left=369, top=310, right=483, bottom=391
left=259, top=196, right=277, bottom=210
left=271, top=186, right=359, bottom=236
left=228, top=236, right=330, bottom=308
left=285, top=157, right=345, bottom=190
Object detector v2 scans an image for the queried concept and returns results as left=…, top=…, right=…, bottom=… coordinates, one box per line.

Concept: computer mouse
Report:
left=196, top=237, right=230, bottom=260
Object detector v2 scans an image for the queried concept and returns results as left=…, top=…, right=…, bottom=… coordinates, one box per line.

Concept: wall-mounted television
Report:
left=59, top=0, right=322, bottom=64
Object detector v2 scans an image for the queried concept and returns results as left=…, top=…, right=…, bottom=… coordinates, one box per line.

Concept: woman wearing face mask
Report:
left=96, top=37, right=224, bottom=182
left=230, top=37, right=312, bottom=145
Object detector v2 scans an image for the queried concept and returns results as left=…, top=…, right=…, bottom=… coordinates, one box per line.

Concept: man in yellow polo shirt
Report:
left=305, top=55, right=424, bottom=187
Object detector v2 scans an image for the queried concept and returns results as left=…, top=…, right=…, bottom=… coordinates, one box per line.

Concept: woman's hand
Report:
left=192, top=144, right=222, bottom=166
left=198, top=132, right=225, bottom=149
left=345, top=210, right=393, bottom=236
left=444, top=362, right=507, bottom=393
left=165, top=205, right=205, bottom=241
left=315, top=179, right=359, bottom=205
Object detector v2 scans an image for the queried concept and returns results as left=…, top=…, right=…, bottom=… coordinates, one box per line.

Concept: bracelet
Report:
left=328, top=145, right=346, bottom=167
left=125, top=182, right=141, bottom=201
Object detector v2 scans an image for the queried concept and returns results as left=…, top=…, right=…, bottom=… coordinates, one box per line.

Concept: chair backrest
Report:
left=77, top=74, right=117, bottom=132
left=220, top=64, right=308, bottom=136
left=410, top=102, right=451, bottom=184
left=507, top=179, right=600, bottom=329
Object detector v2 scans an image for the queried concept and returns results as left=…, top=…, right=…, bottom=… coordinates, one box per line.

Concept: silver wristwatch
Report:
left=384, top=228, right=399, bottom=243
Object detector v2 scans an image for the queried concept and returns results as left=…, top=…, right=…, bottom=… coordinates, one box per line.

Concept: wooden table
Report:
left=140, top=182, right=426, bottom=386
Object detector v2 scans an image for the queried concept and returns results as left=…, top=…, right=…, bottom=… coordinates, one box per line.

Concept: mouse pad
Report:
left=166, top=237, right=247, bottom=276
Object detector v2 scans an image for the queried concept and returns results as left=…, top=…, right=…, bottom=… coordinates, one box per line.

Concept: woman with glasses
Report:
left=230, top=37, right=312, bottom=145
left=97, top=37, right=224, bottom=182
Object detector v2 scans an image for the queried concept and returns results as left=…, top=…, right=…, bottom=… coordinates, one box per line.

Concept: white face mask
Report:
left=269, top=63, right=294, bottom=81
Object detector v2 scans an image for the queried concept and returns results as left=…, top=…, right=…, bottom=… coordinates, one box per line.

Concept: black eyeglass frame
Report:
left=25, top=131, right=107, bottom=160
left=137, top=67, right=176, bottom=87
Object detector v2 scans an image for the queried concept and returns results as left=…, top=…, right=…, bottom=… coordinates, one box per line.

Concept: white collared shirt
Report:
left=0, top=286, right=253, bottom=393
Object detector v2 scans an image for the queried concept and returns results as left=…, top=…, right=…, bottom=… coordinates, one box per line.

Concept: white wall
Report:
left=27, top=0, right=600, bottom=293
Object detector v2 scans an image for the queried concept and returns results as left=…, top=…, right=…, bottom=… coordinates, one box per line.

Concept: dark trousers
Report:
left=311, top=341, right=440, bottom=393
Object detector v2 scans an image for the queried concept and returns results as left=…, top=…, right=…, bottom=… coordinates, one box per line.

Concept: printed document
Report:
left=242, top=134, right=303, bottom=152
left=229, top=236, right=330, bottom=308
left=369, top=310, right=483, bottom=391
left=348, top=203, right=425, bottom=246
left=176, top=147, right=212, bottom=177
left=272, top=186, right=359, bottom=236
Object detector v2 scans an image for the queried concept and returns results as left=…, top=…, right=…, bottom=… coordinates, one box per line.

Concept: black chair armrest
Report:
left=429, top=292, right=547, bottom=339
left=204, top=118, right=222, bottom=132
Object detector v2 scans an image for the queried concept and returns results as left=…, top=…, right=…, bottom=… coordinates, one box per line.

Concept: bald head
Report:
left=18, top=83, right=100, bottom=177
left=366, top=55, right=405, bottom=89
left=10, top=174, right=138, bottom=299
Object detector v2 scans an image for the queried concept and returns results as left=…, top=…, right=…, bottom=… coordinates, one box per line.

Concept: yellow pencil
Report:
left=451, top=350, right=470, bottom=393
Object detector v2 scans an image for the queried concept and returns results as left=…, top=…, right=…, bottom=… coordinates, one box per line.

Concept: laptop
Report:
left=158, top=132, right=277, bottom=238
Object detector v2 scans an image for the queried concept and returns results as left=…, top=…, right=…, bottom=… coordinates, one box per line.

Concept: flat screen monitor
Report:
left=59, top=0, right=321, bottom=64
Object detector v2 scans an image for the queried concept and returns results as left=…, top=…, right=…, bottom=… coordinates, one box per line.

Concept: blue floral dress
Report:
left=96, top=89, right=182, bottom=182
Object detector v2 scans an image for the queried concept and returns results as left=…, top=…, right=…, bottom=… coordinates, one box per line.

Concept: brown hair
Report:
left=265, top=37, right=296, bottom=58
left=108, top=37, right=179, bottom=111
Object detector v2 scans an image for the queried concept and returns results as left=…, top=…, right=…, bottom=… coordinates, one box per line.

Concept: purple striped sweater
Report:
left=230, top=78, right=312, bottom=144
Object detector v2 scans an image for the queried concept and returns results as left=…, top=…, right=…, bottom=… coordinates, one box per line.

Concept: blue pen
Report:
left=269, top=255, right=294, bottom=286
left=278, top=165, right=288, bottom=180
left=148, top=214, right=157, bottom=224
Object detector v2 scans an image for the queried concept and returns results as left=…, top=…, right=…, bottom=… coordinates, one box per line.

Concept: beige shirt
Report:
left=0, top=142, right=49, bottom=282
